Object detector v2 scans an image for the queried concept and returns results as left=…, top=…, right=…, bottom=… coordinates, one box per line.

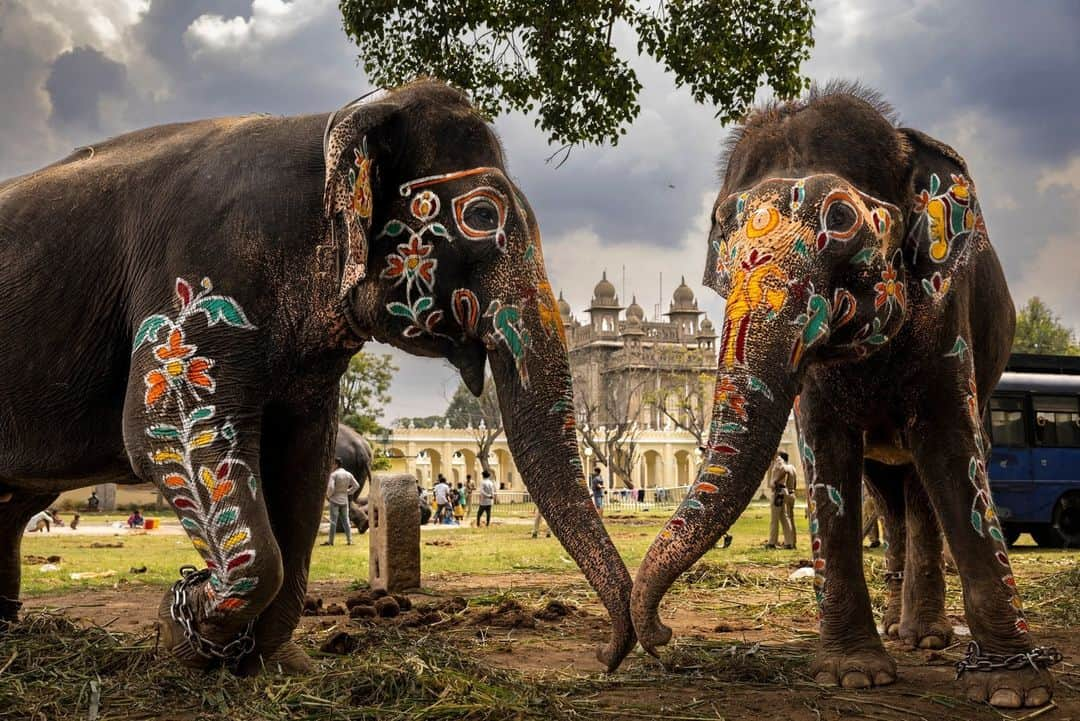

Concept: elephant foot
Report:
left=898, top=617, right=953, bottom=650
left=963, top=667, right=1053, bottom=708
left=237, top=640, right=313, bottom=676
left=811, top=646, right=897, bottom=689
left=156, top=588, right=249, bottom=671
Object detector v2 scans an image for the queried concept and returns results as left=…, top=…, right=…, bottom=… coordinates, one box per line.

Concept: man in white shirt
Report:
left=476, top=470, right=496, bottom=527
left=323, top=457, right=360, bottom=546
left=433, top=474, right=453, bottom=524
left=25, top=510, right=52, bottom=533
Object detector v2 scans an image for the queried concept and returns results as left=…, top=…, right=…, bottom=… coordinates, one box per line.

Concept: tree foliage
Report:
left=339, top=0, right=815, bottom=147
left=1013, top=297, right=1080, bottom=355
left=338, top=351, right=398, bottom=436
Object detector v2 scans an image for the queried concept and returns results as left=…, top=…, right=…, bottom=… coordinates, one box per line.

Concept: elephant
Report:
left=630, top=83, right=1058, bottom=708
left=0, top=80, right=634, bottom=674
left=334, top=423, right=372, bottom=531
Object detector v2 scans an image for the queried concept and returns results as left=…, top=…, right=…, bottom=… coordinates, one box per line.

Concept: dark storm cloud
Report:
left=45, top=46, right=127, bottom=130
left=134, top=0, right=252, bottom=70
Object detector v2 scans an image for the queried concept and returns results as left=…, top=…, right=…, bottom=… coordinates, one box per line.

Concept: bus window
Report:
left=989, top=396, right=1026, bottom=447
left=1032, top=395, right=1080, bottom=447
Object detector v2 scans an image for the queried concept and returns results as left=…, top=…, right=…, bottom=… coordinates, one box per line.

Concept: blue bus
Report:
left=988, top=353, right=1080, bottom=548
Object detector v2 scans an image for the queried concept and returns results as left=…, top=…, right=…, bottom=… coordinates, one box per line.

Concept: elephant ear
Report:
left=898, top=127, right=989, bottom=304
left=703, top=195, right=742, bottom=298
left=323, top=96, right=397, bottom=297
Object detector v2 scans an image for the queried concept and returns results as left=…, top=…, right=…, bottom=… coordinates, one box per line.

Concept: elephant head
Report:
left=632, top=85, right=963, bottom=653
left=323, top=81, right=634, bottom=668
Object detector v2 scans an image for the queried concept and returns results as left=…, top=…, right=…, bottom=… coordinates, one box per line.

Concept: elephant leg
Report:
left=0, top=489, right=58, bottom=625
left=910, top=379, right=1053, bottom=708
left=124, top=361, right=282, bottom=669
left=799, top=401, right=896, bottom=689
left=862, top=461, right=906, bottom=639
left=897, top=474, right=951, bottom=650
left=236, top=403, right=337, bottom=676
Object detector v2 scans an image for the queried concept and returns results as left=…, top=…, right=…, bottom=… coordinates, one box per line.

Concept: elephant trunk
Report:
left=489, top=340, right=636, bottom=671
left=631, top=344, right=799, bottom=655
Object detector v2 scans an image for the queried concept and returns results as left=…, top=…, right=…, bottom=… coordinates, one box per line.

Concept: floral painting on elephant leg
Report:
left=133, top=278, right=260, bottom=615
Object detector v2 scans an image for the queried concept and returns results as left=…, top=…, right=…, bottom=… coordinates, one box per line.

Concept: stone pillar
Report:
left=96, top=483, right=117, bottom=512
left=368, top=473, right=421, bottom=593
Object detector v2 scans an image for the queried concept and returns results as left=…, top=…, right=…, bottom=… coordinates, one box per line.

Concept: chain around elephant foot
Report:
left=157, top=568, right=256, bottom=670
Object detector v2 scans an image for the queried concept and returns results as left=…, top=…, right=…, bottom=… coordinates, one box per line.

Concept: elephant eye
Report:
left=825, top=201, right=858, bottom=235
left=463, top=199, right=499, bottom=231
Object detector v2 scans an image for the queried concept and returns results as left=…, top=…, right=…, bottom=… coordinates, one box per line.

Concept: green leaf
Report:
left=382, top=220, right=406, bottom=237
left=851, top=247, right=875, bottom=266
left=387, top=302, right=414, bottom=319
left=719, top=423, right=747, bottom=434
left=188, top=406, right=215, bottom=424
left=220, top=422, right=236, bottom=442
left=827, top=486, right=842, bottom=508
left=970, top=511, right=984, bottom=534
left=132, top=315, right=169, bottom=353
left=968, top=457, right=977, bottom=481
left=988, top=525, right=1004, bottom=543
left=216, top=507, right=239, bottom=525
left=148, top=424, right=180, bottom=440
left=181, top=518, right=200, bottom=532
left=429, top=223, right=449, bottom=237
left=194, top=296, right=255, bottom=329
left=413, top=296, right=434, bottom=314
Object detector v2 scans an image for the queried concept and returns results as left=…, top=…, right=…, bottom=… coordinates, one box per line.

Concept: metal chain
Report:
left=955, top=641, right=1063, bottom=678
left=169, top=566, right=255, bottom=664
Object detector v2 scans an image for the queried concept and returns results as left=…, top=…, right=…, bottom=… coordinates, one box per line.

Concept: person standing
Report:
left=590, top=467, right=605, bottom=518
left=433, top=474, right=453, bottom=524
left=87, top=490, right=100, bottom=512
left=453, top=482, right=467, bottom=523
left=766, top=453, right=795, bottom=549
left=476, top=470, right=495, bottom=527
left=781, top=451, right=798, bottom=548
left=531, top=506, right=550, bottom=538
left=323, top=457, right=359, bottom=546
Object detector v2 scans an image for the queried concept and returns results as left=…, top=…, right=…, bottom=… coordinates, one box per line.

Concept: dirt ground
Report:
left=23, top=569, right=1080, bottom=721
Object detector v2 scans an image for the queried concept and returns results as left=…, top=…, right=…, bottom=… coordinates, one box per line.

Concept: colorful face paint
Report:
left=452, top=186, right=509, bottom=252
left=484, top=300, right=531, bottom=388
left=134, top=278, right=259, bottom=614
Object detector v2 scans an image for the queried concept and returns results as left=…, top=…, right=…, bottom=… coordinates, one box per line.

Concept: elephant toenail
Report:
left=989, top=689, right=1023, bottom=708
left=1025, top=687, right=1050, bottom=707
left=841, top=671, right=871, bottom=689
left=918, top=635, right=945, bottom=649
left=873, top=671, right=896, bottom=686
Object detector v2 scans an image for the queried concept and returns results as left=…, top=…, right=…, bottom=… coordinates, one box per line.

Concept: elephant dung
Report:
left=368, top=473, right=421, bottom=594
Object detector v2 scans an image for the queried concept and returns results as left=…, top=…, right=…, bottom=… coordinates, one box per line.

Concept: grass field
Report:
left=20, top=501, right=1076, bottom=608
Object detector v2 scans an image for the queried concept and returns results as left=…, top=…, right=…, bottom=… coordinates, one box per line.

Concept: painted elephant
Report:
left=0, top=80, right=634, bottom=673
left=631, top=84, right=1058, bottom=708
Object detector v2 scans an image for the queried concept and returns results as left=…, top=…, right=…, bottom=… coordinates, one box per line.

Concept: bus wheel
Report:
left=1032, top=493, right=1080, bottom=549
left=1002, top=524, right=1020, bottom=547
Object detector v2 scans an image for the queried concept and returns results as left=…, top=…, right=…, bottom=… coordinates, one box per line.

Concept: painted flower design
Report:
left=381, top=235, right=436, bottom=292
left=714, top=376, right=748, bottom=421
left=873, top=265, right=905, bottom=312
left=144, top=327, right=215, bottom=406
left=349, top=147, right=373, bottom=221
left=410, top=190, right=440, bottom=221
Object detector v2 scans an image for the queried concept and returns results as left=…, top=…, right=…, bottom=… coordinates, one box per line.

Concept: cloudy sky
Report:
left=2, top=0, right=1078, bottom=421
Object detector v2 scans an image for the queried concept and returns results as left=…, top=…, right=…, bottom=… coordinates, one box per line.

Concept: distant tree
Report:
left=576, top=371, right=647, bottom=489
left=394, top=415, right=445, bottom=429
left=338, top=351, right=398, bottom=436
left=340, top=1, right=815, bottom=148
left=1013, top=297, right=1080, bottom=355
left=444, top=376, right=503, bottom=476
